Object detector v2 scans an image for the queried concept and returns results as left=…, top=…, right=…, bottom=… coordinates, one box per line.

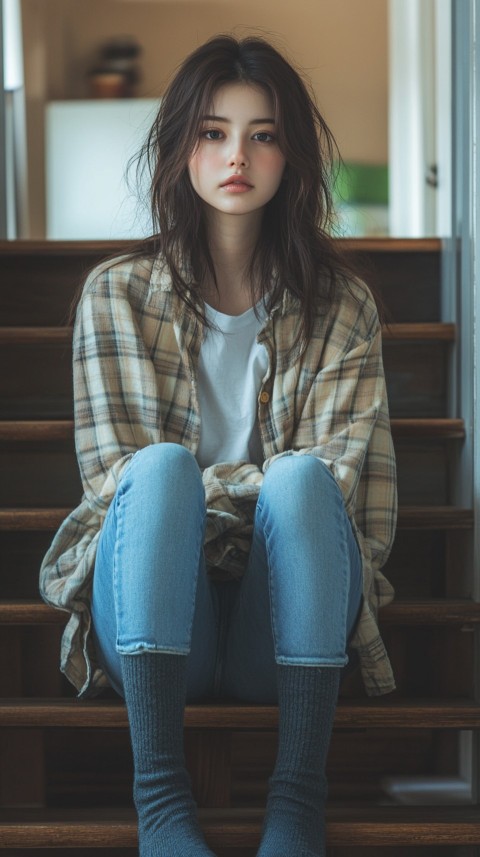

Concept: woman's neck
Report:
left=202, top=207, right=262, bottom=315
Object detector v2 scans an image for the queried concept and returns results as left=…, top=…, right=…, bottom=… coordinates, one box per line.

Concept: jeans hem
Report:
left=276, top=655, right=348, bottom=667
left=116, top=643, right=190, bottom=656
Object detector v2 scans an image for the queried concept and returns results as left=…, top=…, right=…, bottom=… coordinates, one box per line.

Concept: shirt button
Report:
left=260, top=391, right=270, bottom=404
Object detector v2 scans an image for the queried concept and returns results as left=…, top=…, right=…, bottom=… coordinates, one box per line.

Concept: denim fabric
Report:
left=91, top=443, right=363, bottom=704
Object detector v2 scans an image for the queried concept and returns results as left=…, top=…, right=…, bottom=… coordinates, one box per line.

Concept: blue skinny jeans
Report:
left=91, top=443, right=363, bottom=703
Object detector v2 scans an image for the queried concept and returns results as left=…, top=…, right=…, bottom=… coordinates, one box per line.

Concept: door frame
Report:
left=450, top=0, right=480, bottom=804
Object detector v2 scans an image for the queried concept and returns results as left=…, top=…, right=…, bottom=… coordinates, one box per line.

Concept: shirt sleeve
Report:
left=73, top=277, right=163, bottom=517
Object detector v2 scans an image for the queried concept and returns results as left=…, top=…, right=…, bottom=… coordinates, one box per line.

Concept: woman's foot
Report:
left=121, top=652, right=217, bottom=857
left=255, top=664, right=341, bottom=857
left=255, top=790, right=326, bottom=856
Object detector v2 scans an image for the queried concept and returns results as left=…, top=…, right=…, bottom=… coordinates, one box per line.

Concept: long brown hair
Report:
left=75, top=36, right=364, bottom=341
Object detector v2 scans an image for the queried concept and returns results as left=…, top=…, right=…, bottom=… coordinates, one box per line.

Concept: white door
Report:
left=388, top=0, right=452, bottom=236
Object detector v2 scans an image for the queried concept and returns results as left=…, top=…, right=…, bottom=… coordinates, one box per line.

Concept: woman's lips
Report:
left=220, top=181, right=253, bottom=192
left=220, top=176, right=253, bottom=192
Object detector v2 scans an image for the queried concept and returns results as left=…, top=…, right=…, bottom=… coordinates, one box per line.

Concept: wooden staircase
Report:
left=1, top=238, right=479, bottom=855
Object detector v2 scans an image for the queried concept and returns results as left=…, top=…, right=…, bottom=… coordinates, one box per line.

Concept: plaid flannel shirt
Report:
left=40, top=253, right=397, bottom=697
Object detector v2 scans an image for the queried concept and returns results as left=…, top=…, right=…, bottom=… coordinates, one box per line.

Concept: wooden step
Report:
left=380, top=598, right=480, bottom=625
left=0, top=506, right=473, bottom=531
left=0, top=698, right=478, bottom=729
left=0, top=509, right=72, bottom=530
left=0, top=804, right=479, bottom=848
left=397, top=507, right=473, bottom=529
left=2, top=598, right=479, bottom=627
left=390, top=418, right=465, bottom=439
left=0, top=420, right=74, bottom=441
left=0, top=600, right=67, bottom=624
left=0, top=418, right=466, bottom=442
left=0, top=237, right=442, bottom=257
left=338, top=237, right=442, bottom=253
left=382, top=322, right=455, bottom=340
left=0, top=327, right=72, bottom=344
left=0, top=322, right=455, bottom=345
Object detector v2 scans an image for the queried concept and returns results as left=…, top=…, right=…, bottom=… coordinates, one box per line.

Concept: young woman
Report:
left=40, top=35, right=397, bottom=857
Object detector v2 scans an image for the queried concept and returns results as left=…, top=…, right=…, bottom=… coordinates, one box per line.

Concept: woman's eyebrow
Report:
left=202, top=114, right=275, bottom=124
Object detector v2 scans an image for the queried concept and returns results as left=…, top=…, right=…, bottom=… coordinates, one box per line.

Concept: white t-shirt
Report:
left=196, top=301, right=268, bottom=469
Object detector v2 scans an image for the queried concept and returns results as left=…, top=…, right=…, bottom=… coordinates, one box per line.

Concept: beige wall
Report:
left=22, top=0, right=388, bottom=237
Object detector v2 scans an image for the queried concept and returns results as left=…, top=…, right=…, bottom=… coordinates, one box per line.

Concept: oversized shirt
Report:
left=39, top=253, right=398, bottom=698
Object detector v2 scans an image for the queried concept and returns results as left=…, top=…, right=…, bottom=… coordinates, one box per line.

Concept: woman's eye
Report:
left=253, top=132, right=275, bottom=143
left=202, top=129, right=223, bottom=141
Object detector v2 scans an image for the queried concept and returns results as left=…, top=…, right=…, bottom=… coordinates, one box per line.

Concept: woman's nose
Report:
left=228, top=140, right=249, bottom=168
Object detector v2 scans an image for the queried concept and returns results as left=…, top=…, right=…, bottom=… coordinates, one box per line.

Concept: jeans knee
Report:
left=263, top=454, right=331, bottom=493
left=126, top=443, right=202, bottom=494
left=260, top=456, right=342, bottom=528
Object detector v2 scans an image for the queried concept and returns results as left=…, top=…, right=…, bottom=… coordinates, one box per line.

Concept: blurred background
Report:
left=2, top=0, right=451, bottom=240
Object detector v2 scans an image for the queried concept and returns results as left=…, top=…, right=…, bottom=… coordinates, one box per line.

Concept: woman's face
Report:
left=188, top=82, right=286, bottom=219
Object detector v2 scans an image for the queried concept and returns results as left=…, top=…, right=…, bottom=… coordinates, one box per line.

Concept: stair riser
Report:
left=1, top=341, right=450, bottom=420
left=0, top=244, right=442, bottom=326
left=0, top=443, right=455, bottom=507
left=0, top=728, right=464, bottom=809
left=0, top=627, right=475, bottom=701
left=1, top=343, right=72, bottom=419
left=0, top=530, right=463, bottom=601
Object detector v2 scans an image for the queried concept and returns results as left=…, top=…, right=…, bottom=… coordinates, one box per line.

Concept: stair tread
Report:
left=381, top=598, right=480, bottom=624
left=0, top=321, right=455, bottom=345
left=2, top=598, right=479, bottom=626
left=390, top=418, right=465, bottom=438
left=0, top=418, right=466, bottom=441
left=0, top=804, right=478, bottom=847
left=0, top=420, right=74, bottom=441
left=0, top=506, right=473, bottom=530
left=0, top=697, right=478, bottom=729
left=0, top=327, right=72, bottom=344
left=382, top=322, right=455, bottom=340
left=397, top=506, right=473, bottom=528
left=0, top=237, right=443, bottom=255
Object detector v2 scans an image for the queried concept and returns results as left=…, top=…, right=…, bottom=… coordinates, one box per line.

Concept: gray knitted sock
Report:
left=120, top=652, right=217, bottom=857
left=256, top=665, right=341, bottom=857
